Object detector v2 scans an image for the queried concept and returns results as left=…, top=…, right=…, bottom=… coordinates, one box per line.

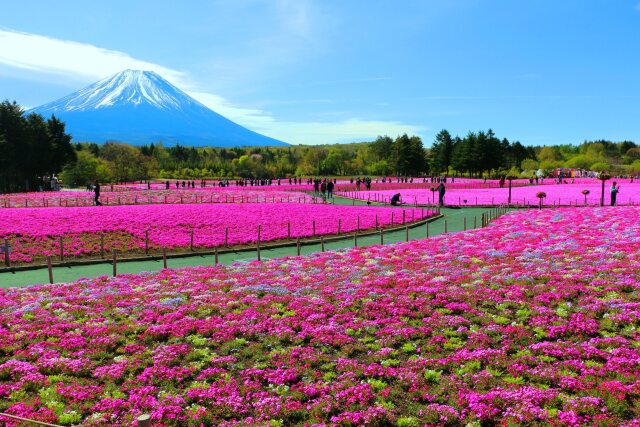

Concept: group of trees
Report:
left=431, top=129, right=534, bottom=177
left=530, top=140, right=640, bottom=175
left=0, top=101, right=76, bottom=192
left=4, top=98, right=640, bottom=190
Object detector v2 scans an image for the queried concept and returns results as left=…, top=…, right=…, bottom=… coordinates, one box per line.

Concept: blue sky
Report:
left=1, top=0, right=640, bottom=146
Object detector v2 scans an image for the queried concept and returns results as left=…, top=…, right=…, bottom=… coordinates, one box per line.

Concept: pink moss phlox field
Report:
left=342, top=181, right=640, bottom=206
left=0, top=188, right=315, bottom=208
left=2, top=207, right=640, bottom=425
left=0, top=203, right=429, bottom=263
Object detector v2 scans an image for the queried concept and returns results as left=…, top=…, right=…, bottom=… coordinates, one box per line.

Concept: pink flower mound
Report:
left=0, top=188, right=314, bottom=208
left=1, top=207, right=640, bottom=425
left=0, top=203, right=430, bottom=263
left=344, top=181, right=640, bottom=206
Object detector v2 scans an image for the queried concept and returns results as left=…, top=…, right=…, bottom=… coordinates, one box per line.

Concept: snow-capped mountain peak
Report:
left=28, top=69, right=287, bottom=147
left=36, top=69, right=201, bottom=113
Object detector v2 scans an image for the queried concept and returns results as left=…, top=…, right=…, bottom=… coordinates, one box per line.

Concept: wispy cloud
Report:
left=0, top=28, right=421, bottom=145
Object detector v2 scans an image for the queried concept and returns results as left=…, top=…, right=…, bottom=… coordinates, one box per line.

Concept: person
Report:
left=611, top=181, right=620, bottom=206
left=320, top=179, right=327, bottom=197
left=499, top=177, right=505, bottom=188
left=390, top=193, right=401, bottom=206
left=327, top=180, right=334, bottom=198
left=94, top=180, right=102, bottom=206
left=437, top=182, right=446, bottom=206
left=165, top=181, right=170, bottom=190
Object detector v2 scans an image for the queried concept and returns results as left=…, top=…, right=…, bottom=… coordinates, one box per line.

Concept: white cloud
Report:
left=0, top=28, right=423, bottom=145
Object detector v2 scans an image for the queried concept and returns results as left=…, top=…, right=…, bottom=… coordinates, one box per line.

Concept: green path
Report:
left=0, top=205, right=498, bottom=288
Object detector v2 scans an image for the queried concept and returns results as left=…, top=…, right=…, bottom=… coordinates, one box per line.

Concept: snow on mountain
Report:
left=30, top=70, right=287, bottom=147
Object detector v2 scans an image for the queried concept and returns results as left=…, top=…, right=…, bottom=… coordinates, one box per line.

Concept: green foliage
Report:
left=0, top=100, right=76, bottom=192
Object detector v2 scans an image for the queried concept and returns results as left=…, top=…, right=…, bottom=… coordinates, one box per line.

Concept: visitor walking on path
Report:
left=327, top=180, right=334, bottom=198
left=94, top=180, right=102, bottom=206
left=437, top=182, right=446, bottom=206
left=610, top=181, right=620, bottom=206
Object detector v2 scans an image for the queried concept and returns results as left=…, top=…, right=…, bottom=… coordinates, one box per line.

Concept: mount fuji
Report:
left=29, top=70, right=287, bottom=147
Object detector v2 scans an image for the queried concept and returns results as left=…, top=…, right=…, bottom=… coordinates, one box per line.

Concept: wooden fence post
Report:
left=464, top=217, right=467, bottom=231
left=321, top=235, right=325, bottom=252
left=137, top=414, right=151, bottom=427
left=3, top=239, right=9, bottom=267
left=47, top=256, right=54, bottom=284
left=145, top=230, right=149, bottom=255
left=163, top=248, right=167, bottom=269
left=214, top=246, right=219, bottom=265
left=338, top=219, right=341, bottom=234
left=225, top=228, right=229, bottom=247
left=59, top=236, right=64, bottom=262
left=354, top=231, right=358, bottom=247
left=112, top=251, right=117, bottom=277
left=190, top=229, right=194, bottom=251
left=405, top=223, right=409, bottom=242
left=100, top=234, right=105, bottom=258
left=380, top=229, right=384, bottom=245
left=426, top=221, right=429, bottom=238
left=287, top=222, right=291, bottom=240
left=312, top=221, right=316, bottom=236
left=444, top=219, right=448, bottom=233
left=257, top=225, right=261, bottom=261
left=296, top=237, right=301, bottom=256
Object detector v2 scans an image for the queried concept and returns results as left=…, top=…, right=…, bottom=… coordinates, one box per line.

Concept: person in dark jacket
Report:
left=437, top=183, right=446, bottom=206
left=390, top=193, right=401, bottom=206
left=94, top=180, right=102, bottom=206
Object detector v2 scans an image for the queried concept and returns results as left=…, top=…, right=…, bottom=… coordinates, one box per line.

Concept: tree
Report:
left=431, top=130, right=453, bottom=174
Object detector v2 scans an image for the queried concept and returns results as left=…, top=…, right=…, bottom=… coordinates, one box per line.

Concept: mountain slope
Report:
left=30, top=70, right=287, bottom=147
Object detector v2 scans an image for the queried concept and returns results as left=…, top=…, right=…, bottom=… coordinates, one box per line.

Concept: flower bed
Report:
left=0, top=188, right=314, bottom=209
left=0, top=204, right=430, bottom=264
left=341, top=181, right=640, bottom=206
left=1, top=207, right=640, bottom=425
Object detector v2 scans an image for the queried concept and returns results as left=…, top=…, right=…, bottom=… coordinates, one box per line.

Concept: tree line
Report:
left=2, top=99, right=640, bottom=191
left=0, top=101, right=76, bottom=192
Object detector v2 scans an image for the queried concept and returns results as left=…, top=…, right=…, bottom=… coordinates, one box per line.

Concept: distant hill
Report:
left=29, top=70, right=287, bottom=147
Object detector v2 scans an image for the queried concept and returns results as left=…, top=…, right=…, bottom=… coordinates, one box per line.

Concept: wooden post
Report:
left=464, top=217, right=467, bottom=231
left=357, top=216, right=360, bottom=232
left=112, top=251, right=117, bottom=277
left=163, top=248, right=167, bottom=269
left=257, top=225, right=261, bottom=261
left=287, top=222, right=291, bottom=240
left=190, top=229, right=194, bottom=251
left=474, top=216, right=477, bottom=229
left=225, top=228, right=229, bottom=247
left=312, top=221, right=316, bottom=236
left=3, top=239, right=9, bottom=267
left=354, top=231, right=358, bottom=247
left=402, top=210, right=405, bottom=224
left=296, top=237, right=301, bottom=256
left=145, top=230, right=149, bottom=255
left=214, top=246, right=219, bottom=265
left=380, top=229, right=384, bottom=245
left=59, top=236, right=64, bottom=262
left=391, top=212, right=394, bottom=225
left=426, top=221, right=429, bottom=238
left=444, top=219, right=448, bottom=233
left=405, top=223, right=409, bottom=242
left=338, top=219, right=341, bottom=234
left=375, top=215, right=378, bottom=229
left=100, top=234, right=105, bottom=258
left=321, top=235, right=325, bottom=252
left=137, top=414, right=151, bottom=427
left=47, top=256, right=54, bottom=284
